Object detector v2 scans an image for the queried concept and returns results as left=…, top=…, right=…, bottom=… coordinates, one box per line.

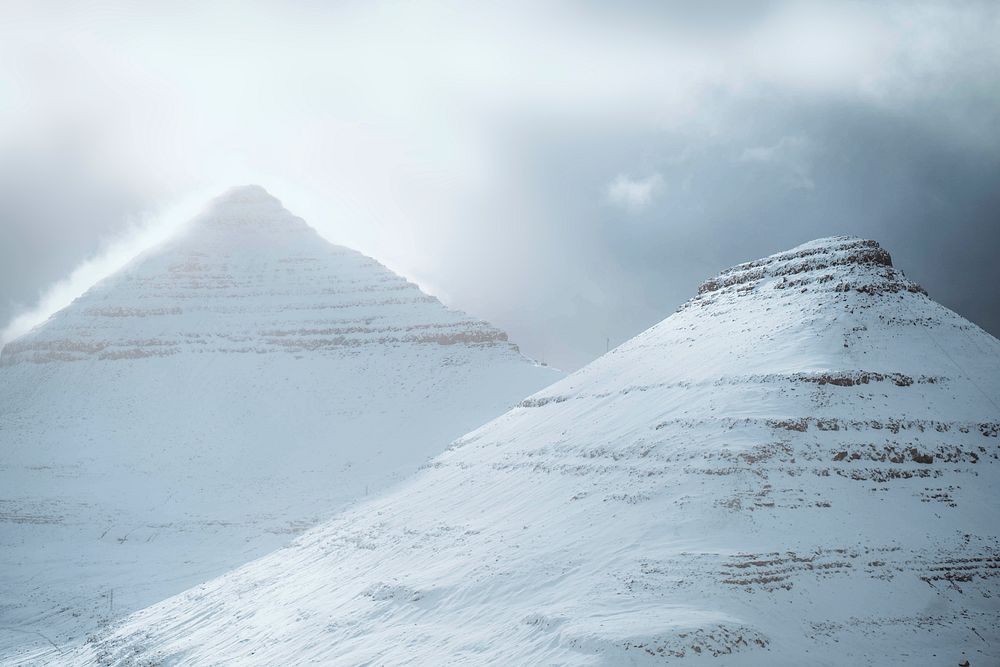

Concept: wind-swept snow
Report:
left=67, top=236, right=1000, bottom=666
left=0, top=185, right=560, bottom=662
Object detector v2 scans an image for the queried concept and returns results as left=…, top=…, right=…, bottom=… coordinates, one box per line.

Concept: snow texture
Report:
left=61, top=236, right=1000, bottom=666
left=0, top=185, right=560, bottom=662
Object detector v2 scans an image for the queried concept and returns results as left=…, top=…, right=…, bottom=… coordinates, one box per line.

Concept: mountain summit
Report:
left=72, top=236, right=1000, bottom=665
left=0, top=186, right=560, bottom=661
left=2, top=185, right=517, bottom=365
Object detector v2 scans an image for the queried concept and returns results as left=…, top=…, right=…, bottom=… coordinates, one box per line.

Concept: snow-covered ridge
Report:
left=66, top=235, right=1000, bottom=665
left=0, top=186, right=561, bottom=662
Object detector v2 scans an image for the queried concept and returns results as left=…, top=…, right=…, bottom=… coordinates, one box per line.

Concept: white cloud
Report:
left=0, top=190, right=210, bottom=345
left=739, top=135, right=815, bottom=190
left=606, top=173, right=665, bottom=212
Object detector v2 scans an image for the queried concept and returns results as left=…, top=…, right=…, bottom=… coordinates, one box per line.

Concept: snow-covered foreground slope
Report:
left=67, top=237, right=1000, bottom=666
left=0, top=186, right=560, bottom=662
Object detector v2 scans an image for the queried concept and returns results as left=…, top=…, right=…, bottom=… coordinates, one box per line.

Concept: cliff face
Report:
left=0, top=186, right=560, bottom=661
left=71, top=236, right=1000, bottom=666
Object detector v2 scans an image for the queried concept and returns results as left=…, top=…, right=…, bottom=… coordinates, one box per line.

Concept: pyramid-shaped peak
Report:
left=190, top=184, right=311, bottom=237
left=0, top=187, right=531, bottom=366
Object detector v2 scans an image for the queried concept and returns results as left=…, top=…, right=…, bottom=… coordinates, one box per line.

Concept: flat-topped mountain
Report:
left=0, top=186, right=561, bottom=661
left=72, top=236, right=1000, bottom=665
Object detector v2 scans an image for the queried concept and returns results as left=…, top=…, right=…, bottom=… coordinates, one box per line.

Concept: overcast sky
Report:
left=2, top=0, right=998, bottom=370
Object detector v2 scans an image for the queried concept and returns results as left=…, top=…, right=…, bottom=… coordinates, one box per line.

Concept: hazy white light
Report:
left=0, top=189, right=212, bottom=345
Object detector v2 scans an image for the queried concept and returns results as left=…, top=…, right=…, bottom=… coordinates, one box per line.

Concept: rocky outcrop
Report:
left=695, top=236, right=924, bottom=298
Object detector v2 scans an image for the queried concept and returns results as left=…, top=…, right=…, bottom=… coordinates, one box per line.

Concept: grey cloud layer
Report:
left=1, top=0, right=998, bottom=369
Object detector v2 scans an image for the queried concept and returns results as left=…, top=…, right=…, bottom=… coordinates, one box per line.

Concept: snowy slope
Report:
left=0, top=186, right=560, bottom=662
left=67, top=236, right=1000, bottom=666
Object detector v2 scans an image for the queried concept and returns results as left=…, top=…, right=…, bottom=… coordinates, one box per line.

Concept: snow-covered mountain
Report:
left=68, top=236, right=1000, bottom=666
left=0, top=185, right=561, bottom=662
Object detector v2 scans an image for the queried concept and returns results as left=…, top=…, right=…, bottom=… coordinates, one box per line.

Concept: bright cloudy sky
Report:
left=2, top=0, right=999, bottom=369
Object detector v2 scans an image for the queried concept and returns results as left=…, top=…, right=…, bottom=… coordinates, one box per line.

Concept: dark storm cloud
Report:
left=425, top=86, right=1000, bottom=369
left=1, top=0, right=998, bottom=369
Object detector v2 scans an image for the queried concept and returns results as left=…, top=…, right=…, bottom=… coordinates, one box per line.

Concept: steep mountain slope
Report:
left=0, top=186, right=560, bottom=662
left=69, top=236, right=1000, bottom=666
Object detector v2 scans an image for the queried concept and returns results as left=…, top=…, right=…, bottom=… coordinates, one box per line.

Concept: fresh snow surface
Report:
left=65, top=236, right=1000, bottom=666
left=0, top=185, right=561, bottom=662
